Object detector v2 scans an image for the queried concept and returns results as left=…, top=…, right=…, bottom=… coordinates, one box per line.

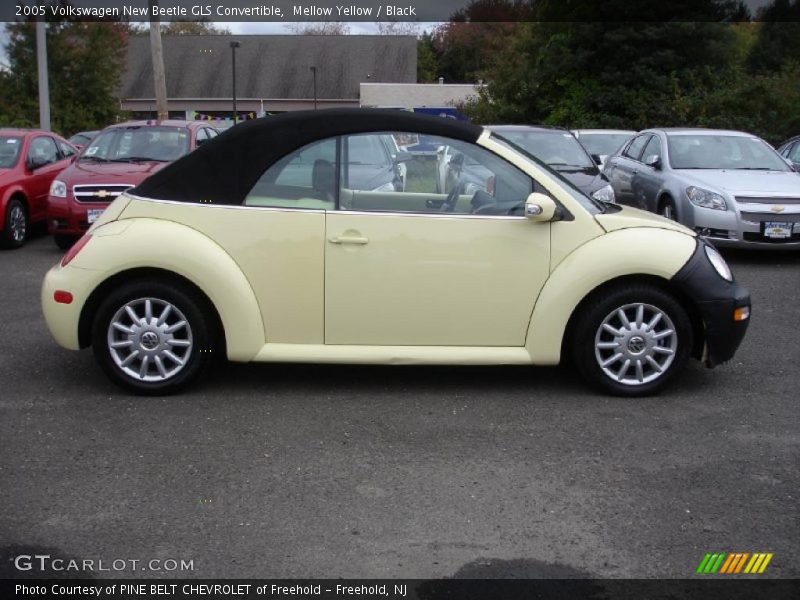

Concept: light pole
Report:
left=35, top=19, right=50, bottom=131
left=310, top=66, right=317, bottom=110
left=230, top=41, right=240, bottom=123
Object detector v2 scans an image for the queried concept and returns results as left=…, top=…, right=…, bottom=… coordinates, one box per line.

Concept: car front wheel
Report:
left=92, top=280, right=216, bottom=395
left=572, top=284, right=692, bottom=396
left=1, top=198, right=28, bottom=249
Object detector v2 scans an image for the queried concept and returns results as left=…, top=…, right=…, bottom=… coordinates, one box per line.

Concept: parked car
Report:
left=604, top=128, right=800, bottom=248
left=67, top=130, right=100, bottom=151
left=41, top=109, right=750, bottom=397
left=0, top=128, right=77, bottom=249
left=776, top=135, right=800, bottom=172
left=572, top=129, right=636, bottom=168
left=47, top=120, right=218, bottom=249
left=437, top=125, right=614, bottom=202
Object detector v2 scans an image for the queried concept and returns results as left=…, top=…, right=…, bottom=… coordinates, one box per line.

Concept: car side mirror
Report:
left=26, top=155, right=47, bottom=171
left=393, top=151, right=413, bottom=163
left=645, top=154, right=662, bottom=170
left=591, top=153, right=602, bottom=165
left=524, top=192, right=557, bottom=223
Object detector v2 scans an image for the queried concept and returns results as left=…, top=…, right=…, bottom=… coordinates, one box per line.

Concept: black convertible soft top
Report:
left=132, top=108, right=484, bottom=205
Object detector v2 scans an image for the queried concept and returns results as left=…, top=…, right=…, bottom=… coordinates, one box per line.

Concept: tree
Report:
left=748, top=0, right=800, bottom=72
left=377, top=21, right=420, bottom=36
left=0, top=6, right=130, bottom=134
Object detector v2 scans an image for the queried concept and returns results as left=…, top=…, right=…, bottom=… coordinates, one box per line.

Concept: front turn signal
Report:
left=733, top=306, right=750, bottom=322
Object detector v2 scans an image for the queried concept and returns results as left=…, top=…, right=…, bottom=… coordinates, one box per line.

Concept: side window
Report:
left=641, top=135, right=662, bottom=162
left=59, top=141, right=75, bottom=159
left=788, top=143, right=800, bottom=162
left=195, top=128, right=208, bottom=145
left=206, top=128, right=219, bottom=139
left=244, top=138, right=337, bottom=209
left=340, top=132, right=533, bottom=216
left=624, top=135, right=650, bottom=161
left=27, top=136, right=59, bottom=167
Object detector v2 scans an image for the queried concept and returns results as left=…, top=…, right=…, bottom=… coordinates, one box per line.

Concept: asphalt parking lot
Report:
left=1, top=233, right=798, bottom=580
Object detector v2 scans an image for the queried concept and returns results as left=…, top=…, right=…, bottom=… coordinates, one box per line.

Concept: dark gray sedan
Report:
left=604, top=128, right=800, bottom=249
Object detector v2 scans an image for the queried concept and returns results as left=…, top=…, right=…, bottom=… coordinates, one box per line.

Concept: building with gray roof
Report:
left=119, top=34, right=418, bottom=120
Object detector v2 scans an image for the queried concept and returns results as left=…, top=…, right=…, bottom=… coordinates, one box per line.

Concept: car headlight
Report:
left=686, top=186, right=726, bottom=210
left=372, top=182, right=396, bottom=192
left=704, top=244, right=733, bottom=282
left=591, top=183, right=615, bottom=203
left=50, top=180, right=67, bottom=198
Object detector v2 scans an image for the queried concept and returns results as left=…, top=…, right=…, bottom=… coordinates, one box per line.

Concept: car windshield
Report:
left=495, top=129, right=595, bottom=169
left=81, top=126, right=190, bottom=163
left=491, top=132, right=603, bottom=214
left=577, top=133, right=633, bottom=157
left=0, top=136, right=23, bottom=168
left=667, top=134, right=791, bottom=171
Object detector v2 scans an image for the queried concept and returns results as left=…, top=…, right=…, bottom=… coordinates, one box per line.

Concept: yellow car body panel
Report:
left=325, top=211, right=550, bottom=346
left=525, top=227, right=697, bottom=364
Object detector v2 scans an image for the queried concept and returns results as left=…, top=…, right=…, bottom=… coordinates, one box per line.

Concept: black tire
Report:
left=54, top=234, right=79, bottom=251
left=1, top=198, right=29, bottom=249
left=571, top=284, right=692, bottom=397
left=91, top=279, right=218, bottom=395
left=658, top=196, right=678, bottom=221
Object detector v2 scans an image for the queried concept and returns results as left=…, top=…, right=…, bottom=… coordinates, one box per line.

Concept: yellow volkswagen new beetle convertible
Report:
left=41, top=109, right=750, bottom=396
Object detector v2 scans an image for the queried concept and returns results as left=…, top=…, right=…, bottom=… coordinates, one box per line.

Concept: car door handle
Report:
left=328, top=235, right=369, bottom=245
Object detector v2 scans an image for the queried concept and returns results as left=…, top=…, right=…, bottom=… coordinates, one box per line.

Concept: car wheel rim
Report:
left=9, top=206, right=26, bottom=242
left=594, top=303, right=678, bottom=386
left=107, top=298, right=193, bottom=382
left=662, top=204, right=674, bottom=220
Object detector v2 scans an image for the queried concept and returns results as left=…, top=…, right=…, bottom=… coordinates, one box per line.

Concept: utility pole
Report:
left=230, top=41, right=240, bottom=123
left=149, top=0, right=168, bottom=121
left=36, top=19, right=50, bottom=131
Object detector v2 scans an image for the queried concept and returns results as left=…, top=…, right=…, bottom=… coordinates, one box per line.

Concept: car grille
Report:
left=735, top=196, right=800, bottom=205
left=72, top=184, right=133, bottom=204
left=739, top=212, right=800, bottom=223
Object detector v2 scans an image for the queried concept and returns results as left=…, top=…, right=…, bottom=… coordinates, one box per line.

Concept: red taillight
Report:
left=61, top=234, right=91, bottom=267
left=53, top=290, right=73, bottom=304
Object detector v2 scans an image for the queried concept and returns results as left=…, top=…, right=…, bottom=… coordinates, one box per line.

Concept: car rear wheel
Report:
left=571, top=284, right=692, bottom=396
left=1, top=198, right=28, bottom=249
left=92, top=280, right=216, bottom=395
left=54, top=234, right=79, bottom=251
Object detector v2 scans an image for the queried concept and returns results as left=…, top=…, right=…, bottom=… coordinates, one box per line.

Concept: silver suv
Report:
left=604, top=128, right=800, bottom=248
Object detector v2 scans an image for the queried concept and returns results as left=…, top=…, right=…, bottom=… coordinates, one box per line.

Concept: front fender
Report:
left=70, top=218, right=265, bottom=361
left=525, top=228, right=697, bottom=364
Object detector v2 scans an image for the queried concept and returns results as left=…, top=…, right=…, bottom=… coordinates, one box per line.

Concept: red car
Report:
left=0, top=128, right=77, bottom=249
left=47, top=120, right=218, bottom=249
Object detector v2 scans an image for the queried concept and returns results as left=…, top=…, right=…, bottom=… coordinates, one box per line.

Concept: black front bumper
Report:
left=671, top=240, right=751, bottom=368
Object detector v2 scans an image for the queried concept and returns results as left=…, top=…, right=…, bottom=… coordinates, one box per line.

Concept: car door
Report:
left=325, top=132, right=551, bottom=347
left=631, top=133, right=665, bottom=212
left=606, top=134, right=650, bottom=207
left=25, top=135, right=64, bottom=219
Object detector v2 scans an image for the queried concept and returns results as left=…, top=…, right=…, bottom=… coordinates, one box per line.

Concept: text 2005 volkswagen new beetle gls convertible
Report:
left=41, top=109, right=751, bottom=396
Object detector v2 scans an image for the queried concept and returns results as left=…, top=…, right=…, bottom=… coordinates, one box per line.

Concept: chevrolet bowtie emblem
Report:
left=771, top=205, right=786, bottom=213
left=94, top=190, right=108, bottom=199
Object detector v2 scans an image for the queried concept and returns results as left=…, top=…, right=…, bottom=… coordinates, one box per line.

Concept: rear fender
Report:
left=73, top=218, right=264, bottom=361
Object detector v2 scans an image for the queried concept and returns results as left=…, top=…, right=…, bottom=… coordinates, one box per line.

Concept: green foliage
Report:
left=0, top=9, right=129, bottom=135
left=458, top=1, right=800, bottom=144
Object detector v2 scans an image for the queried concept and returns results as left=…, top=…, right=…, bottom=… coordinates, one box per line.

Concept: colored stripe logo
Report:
left=696, top=552, right=773, bottom=574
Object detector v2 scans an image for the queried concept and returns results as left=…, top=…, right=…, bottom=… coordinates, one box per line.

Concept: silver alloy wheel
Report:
left=107, top=297, right=193, bottom=382
left=594, top=303, right=678, bottom=386
left=9, top=205, right=26, bottom=242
